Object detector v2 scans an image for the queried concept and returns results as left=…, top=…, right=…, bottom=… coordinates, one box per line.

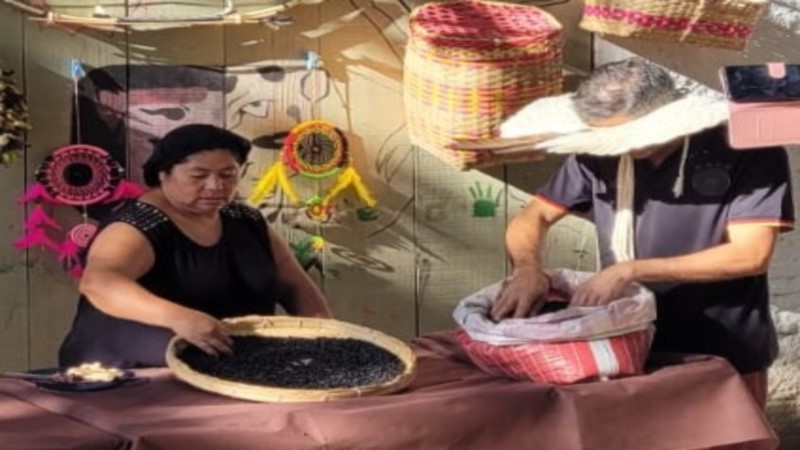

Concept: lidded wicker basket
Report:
left=166, top=316, right=417, bottom=403
left=579, top=0, right=768, bottom=50
left=404, top=0, right=564, bottom=170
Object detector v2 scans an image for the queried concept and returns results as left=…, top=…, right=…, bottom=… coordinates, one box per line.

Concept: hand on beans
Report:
left=171, top=309, right=233, bottom=356
left=490, top=267, right=550, bottom=321
left=570, top=263, right=632, bottom=307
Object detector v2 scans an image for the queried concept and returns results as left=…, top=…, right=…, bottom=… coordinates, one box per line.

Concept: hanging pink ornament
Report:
left=17, top=183, right=57, bottom=205
left=14, top=143, right=128, bottom=279
left=35, top=144, right=123, bottom=206
left=69, top=223, right=98, bottom=248
left=24, top=205, right=62, bottom=231
left=13, top=228, right=60, bottom=252
left=105, top=180, right=147, bottom=203
left=57, top=238, right=81, bottom=267
left=58, top=236, right=84, bottom=278
left=67, top=265, right=84, bottom=279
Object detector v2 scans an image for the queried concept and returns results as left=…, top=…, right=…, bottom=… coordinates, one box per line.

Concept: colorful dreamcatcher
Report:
left=14, top=144, right=146, bottom=277
left=248, top=120, right=376, bottom=223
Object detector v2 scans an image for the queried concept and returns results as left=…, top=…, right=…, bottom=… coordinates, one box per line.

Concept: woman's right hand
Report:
left=170, top=309, right=233, bottom=356
left=490, top=267, right=551, bottom=321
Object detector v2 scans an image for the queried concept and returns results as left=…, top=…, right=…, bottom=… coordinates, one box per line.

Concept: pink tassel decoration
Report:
left=67, top=265, right=84, bottom=279
left=57, top=238, right=81, bottom=267
left=17, top=183, right=56, bottom=205
left=13, top=228, right=60, bottom=252
left=106, top=180, right=147, bottom=203
left=59, top=238, right=85, bottom=279
left=25, top=205, right=62, bottom=231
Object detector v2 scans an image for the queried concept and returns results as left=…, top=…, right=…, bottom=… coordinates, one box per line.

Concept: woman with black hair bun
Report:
left=59, top=124, right=332, bottom=368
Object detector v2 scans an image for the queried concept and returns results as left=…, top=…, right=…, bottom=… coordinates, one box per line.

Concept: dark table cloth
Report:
left=0, top=391, right=124, bottom=450
left=0, top=331, right=777, bottom=450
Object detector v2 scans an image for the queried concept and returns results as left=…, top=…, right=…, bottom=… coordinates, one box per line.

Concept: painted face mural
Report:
left=76, top=65, right=228, bottom=184
left=73, top=64, right=306, bottom=212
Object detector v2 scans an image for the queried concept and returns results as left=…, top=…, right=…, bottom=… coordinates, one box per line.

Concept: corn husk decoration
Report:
left=248, top=120, right=376, bottom=222
left=0, top=69, right=31, bottom=166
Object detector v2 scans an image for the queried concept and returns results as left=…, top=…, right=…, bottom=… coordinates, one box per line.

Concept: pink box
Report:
left=721, top=63, right=800, bottom=149
left=728, top=99, right=800, bottom=149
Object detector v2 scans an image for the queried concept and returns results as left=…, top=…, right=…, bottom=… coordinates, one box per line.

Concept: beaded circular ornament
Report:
left=35, top=144, right=123, bottom=206
left=283, top=120, right=347, bottom=178
left=68, top=223, right=99, bottom=248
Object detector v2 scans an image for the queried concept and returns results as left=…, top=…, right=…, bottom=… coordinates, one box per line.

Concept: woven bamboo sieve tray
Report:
left=165, top=315, right=417, bottom=402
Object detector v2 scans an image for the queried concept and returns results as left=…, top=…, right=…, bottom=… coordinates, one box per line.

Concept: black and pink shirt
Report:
left=536, top=126, right=794, bottom=373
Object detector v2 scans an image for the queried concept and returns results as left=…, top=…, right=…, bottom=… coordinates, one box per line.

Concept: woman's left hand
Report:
left=571, top=262, right=635, bottom=307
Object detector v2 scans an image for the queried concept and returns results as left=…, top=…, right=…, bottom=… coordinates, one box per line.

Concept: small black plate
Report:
left=27, top=368, right=140, bottom=392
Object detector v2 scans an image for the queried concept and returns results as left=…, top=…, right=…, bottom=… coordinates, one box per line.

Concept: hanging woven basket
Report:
left=404, top=0, right=564, bottom=170
left=579, top=0, right=768, bottom=50
left=166, top=316, right=417, bottom=403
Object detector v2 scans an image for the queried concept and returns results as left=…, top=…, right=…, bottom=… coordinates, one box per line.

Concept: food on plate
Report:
left=66, top=362, right=124, bottom=382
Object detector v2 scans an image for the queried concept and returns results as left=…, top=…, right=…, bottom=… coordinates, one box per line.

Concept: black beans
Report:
left=538, top=300, right=570, bottom=314
left=177, top=336, right=406, bottom=389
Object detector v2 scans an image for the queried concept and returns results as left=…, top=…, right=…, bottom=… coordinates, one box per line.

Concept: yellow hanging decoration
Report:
left=248, top=160, right=300, bottom=206
left=247, top=119, right=377, bottom=222
left=322, top=166, right=377, bottom=208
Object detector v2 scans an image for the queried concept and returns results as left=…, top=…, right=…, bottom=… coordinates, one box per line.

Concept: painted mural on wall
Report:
left=66, top=60, right=401, bottom=276
left=71, top=63, right=377, bottom=223
left=76, top=64, right=227, bottom=185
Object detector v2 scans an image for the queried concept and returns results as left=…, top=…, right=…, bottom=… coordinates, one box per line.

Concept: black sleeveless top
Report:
left=58, top=201, right=280, bottom=368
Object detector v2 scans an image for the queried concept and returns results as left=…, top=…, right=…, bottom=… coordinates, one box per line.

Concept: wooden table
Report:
left=0, top=331, right=777, bottom=450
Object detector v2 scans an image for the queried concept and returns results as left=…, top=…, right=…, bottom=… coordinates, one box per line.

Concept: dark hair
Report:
left=573, top=57, right=679, bottom=123
left=142, top=124, right=251, bottom=187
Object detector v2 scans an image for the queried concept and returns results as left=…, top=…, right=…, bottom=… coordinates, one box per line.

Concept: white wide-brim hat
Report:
left=457, top=93, right=727, bottom=157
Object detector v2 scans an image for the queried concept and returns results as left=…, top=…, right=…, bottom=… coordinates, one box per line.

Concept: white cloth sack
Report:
left=453, top=269, right=657, bottom=345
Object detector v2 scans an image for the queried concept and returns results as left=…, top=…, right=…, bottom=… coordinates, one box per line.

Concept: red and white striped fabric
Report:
left=456, top=327, right=653, bottom=384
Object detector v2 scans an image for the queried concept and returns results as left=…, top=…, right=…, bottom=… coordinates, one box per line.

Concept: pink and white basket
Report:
left=456, top=327, right=653, bottom=384
left=453, top=269, right=657, bottom=384
left=579, top=0, right=768, bottom=50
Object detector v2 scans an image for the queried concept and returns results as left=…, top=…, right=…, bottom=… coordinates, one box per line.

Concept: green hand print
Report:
left=469, top=182, right=502, bottom=218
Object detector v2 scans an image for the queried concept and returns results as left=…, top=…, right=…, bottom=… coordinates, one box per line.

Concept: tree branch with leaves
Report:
left=0, top=69, right=30, bottom=166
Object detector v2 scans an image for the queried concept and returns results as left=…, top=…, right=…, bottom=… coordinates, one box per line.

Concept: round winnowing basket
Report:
left=404, top=0, right=563, bottom=170
left=165, top=316, right=417, bottom=403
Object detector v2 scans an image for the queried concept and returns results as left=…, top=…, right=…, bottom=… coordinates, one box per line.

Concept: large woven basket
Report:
left=579, top=0, right=768, bottom=50
left=404, top=0, right=563, bottom=170
left=165, top=316, right=417, bottom=403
